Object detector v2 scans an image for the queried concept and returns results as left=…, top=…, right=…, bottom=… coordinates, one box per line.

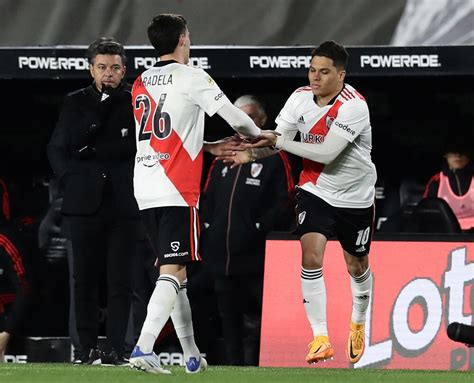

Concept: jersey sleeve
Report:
left=275, top=91, right=299, bottom=138
left=275, top=91, right=298, bottom=126
left=330, top=99, right=370, bottom=142
left=187, top=68, right=230, bottom=116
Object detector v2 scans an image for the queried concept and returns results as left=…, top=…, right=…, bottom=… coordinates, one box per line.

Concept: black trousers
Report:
left=66, top=203, right=137, bottom=354
left=214, top=273, right=264, bottom=366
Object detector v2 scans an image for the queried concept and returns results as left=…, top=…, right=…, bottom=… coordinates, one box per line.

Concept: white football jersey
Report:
left=276, top=83, right=377, bottom=208
left=132, top=61, right=230, bottom=209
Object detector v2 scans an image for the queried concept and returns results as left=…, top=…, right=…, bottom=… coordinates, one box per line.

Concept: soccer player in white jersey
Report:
left=219, top=41, right=377, bottom=365
left=128, top=14, right=265, bottom=374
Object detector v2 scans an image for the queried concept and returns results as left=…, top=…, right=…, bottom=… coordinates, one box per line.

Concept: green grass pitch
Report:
left=0, top=364, right=472, bottom=383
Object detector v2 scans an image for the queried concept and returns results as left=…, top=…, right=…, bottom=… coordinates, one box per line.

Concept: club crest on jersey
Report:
left=207, top=76, right=215, bottom=85
left=298, top=211, right=306, bottom=225
left=251, top=163, right=263, bottom=178
left=326, top=116, right=335, bottom=130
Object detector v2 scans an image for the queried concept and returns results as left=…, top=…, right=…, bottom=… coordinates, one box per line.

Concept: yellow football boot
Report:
left=346, top=322, right=365, bottom=364
left=306, top=335, right=334, bottom=364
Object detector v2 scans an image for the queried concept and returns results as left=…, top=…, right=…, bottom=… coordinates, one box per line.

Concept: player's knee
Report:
left=346, top=257, right=369, bottom=277
left=302, top=250, right=323, bottom=269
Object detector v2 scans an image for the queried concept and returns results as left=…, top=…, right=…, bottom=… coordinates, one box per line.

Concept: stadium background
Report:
left=0, top=0, right=472, bottom=371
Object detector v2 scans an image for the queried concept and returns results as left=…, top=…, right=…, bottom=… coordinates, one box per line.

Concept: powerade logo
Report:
left=134, top=56, right=210, bottom=70
left=18, top=56, right=89, bottom=70
left=249, top=56, right=310, bottom=69
left=360, top=54, right=441, bottom=68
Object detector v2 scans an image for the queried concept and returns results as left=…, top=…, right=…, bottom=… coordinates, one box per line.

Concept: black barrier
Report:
left=0, top=45, right=473, bottom=79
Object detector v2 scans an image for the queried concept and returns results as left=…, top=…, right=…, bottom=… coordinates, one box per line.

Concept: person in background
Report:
left=128, top=14, right=266, bottom=374
left=218, top=41, right=377, bottom=365
left=423, top=141, right=474, bottom=232
left=47, top=38, right=139, bottom=365
left=200, top=95, right=294, bottom=365
left=0, top=178, right=34, bottom=362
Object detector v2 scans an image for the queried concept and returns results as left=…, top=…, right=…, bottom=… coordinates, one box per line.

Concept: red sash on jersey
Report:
left=299, top=100, right=343, bottom=186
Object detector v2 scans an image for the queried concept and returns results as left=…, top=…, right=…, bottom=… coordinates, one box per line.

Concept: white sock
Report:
left=301, top=267, right=327, bottom=337
left=350, top=267, right=372, bottom=324
left=136, top=274, right=180, bottom=353
left=170, top=280, right=200, bottom=361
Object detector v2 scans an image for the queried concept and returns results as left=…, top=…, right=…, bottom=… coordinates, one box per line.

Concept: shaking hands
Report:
left=206, top=131, right=280, bottom=168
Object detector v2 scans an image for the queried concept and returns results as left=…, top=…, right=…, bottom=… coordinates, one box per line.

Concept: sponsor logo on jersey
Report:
left=355, top=245, right=366, bottom=253
left=164, top=241, right=188, bottom=258
left=298, top=211, right=306, bottom=224
left=134, top=56, right=210, bottom=69
left=251, top=163, right=263, bottom=178
left=136, top=152, right=171, bottom=167
left=334, top=121, right=356, bottom=136
left=301, top=132, right=325, bottom=144
left=249, top=55, right=311, bottom=69
left=170, top=241, right=180, bottom=252
left=360, top=54, right=441, bottom=68
left=18, top=56, right=89, bottom=70
left=214, top=92, right=224, bottom=101
left=298, top=116, right=305, bottom=124
left=163, top=251, right=189, bottom=258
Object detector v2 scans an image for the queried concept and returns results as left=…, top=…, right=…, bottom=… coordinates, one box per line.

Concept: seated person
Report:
left=423, top=141, right=474, bottom=232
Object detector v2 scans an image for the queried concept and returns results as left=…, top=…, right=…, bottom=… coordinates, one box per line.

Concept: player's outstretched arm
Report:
left=275, top=130, right=349, bottom=164
left=204, top=136, right=245, bottom=157
left=216, top=103, right=261, bottom=138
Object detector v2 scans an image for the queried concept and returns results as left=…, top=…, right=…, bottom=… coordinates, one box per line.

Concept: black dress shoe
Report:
left=73, top=348, right=101, bottom=365
left=100, top=349, right=129, bottom=366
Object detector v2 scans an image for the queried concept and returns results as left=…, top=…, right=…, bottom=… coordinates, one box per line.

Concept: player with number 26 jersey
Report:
left=132, top=61, right=229, bottom=209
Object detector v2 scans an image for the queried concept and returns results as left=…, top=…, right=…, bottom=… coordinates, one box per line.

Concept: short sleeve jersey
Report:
left=276, top=83, right=377, bottom=208
left=132, top=61, right=229, bottom=209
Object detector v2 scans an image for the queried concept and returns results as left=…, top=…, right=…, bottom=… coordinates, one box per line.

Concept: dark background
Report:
left=1, top=73, right=472, bottom=195
left=0, top=66, right=472, bottom=340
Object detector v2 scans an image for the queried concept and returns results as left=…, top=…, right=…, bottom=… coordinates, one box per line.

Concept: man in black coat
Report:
left=47, top=38, right=138, bottom=365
